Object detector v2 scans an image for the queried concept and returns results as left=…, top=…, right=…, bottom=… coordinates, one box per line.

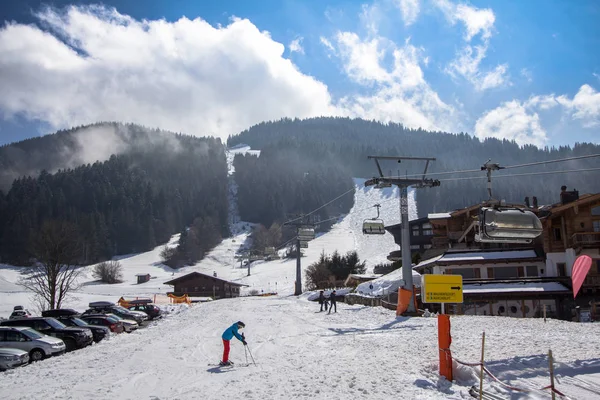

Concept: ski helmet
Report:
left=237, top=321, right=245, bottom=328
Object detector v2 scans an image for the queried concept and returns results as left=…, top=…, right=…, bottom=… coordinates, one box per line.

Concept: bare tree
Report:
left=19, top=220, right=82, bottom=310
left=92, top=261, right=123, bottom=284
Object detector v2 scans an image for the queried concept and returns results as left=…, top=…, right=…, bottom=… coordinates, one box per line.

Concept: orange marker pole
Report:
left=438, top=313, right=453, bottom=381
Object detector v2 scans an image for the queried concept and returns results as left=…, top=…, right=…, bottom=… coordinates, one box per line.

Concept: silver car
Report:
left=0, top=326, right=66, bottom=362
left=0, top=348, right=29, bottom=371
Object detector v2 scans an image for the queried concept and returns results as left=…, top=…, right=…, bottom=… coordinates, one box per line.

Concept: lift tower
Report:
left=364, top=156, right=440, bottom=313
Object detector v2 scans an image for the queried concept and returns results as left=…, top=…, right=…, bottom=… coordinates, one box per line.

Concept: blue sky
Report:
left=0, top=0, right=598, bottom=147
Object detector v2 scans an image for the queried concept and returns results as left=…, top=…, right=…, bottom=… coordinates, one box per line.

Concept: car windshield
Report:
left=105, top=316, right=119, bottom=323
left=71, top=318, right=88, bottom=327
left=107, top=314, right=123, bottom=321
left=113, top=306, right=130, bottom=313
left=46, top=318, right=67, bottom=329
left=21, top=328, right=43, bottom=339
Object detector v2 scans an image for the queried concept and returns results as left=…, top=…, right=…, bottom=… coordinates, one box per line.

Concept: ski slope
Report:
left=1, top=296, right=600, bottom=400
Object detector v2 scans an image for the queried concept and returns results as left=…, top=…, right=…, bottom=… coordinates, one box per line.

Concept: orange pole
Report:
left=438, top=314, right=453, bottom=381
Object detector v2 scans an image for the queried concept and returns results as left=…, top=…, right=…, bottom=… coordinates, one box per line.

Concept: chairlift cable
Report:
left=397, top=153, right=600, bottom=179
left=438, top=167, right=600, bottom=182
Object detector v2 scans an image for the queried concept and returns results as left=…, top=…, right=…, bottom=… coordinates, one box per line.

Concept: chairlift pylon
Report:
left=362, top=204, right=386, bottom=235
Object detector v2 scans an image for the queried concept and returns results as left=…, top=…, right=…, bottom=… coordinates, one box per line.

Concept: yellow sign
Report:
left=422, top=274, right=463, bottom=303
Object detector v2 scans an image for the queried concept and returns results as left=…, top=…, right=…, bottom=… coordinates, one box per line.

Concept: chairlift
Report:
left=362, top=204, right=386, bottom=235
left=474, top=207, right=543, bottom=244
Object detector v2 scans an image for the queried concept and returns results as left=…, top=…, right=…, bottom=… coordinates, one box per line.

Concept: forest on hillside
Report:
left=228, top=117, right=600, bottom=216
left=0, top=123, right=229, bottom=265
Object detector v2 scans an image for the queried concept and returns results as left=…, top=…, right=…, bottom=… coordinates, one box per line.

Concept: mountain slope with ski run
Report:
left=1, top=145, right=599, bottom=399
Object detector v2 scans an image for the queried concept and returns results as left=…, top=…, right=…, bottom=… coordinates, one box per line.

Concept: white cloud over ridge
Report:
left=395, top=0, right=420, bottom=27
left=0, top=6, right=336, bottom=141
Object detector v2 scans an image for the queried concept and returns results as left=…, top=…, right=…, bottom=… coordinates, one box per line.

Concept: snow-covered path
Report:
left=2, top=296, right=599, bottom=400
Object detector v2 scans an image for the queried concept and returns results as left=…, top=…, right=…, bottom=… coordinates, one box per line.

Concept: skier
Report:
left=318, top=290, right=328, bottom=312
left=328, top=290, right=337, bottom=314
left=220, top=321, right=246, bottom=366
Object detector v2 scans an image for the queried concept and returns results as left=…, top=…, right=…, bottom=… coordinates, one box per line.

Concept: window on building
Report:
left=553, top=228, right=562, bottom=241
left=596, top=260, right=600, bottom=273
left=411, top=227, right=420, bottom=237
left=592, top=206, right=600, bottom=216
left=487, top=268, right=494, bottom=279
left=422, top=223, right=433, bottom=235
left=594, top=221, right=600, bottom=232
left=526, top=265, right=538, bottom=277
left=410, top=245, right=421, bottom=250
left=423, top=244, right=432, bottom=249
left=182, top=287, right=187, bottom=293
left=448, top=268, right=477, bottom=279
left=493, top=267, right=522, bottom=279
left=557, top=263, right=566, bottom=277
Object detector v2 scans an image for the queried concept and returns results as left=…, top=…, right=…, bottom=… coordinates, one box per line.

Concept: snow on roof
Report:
left=355, top=267, right=422, bottom=297
left=464, top=282, right=570, bottom=294
left=347, top=274, right=382, bottom=279
left=438, top=250, right=539, bottom=262
left=427, top=212, right=451, bottom=219
left=413, top=255, right=443, bottom=269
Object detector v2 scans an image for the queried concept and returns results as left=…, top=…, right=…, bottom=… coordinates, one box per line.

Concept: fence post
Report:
left=543, top=304, right=547, bottom=323
left=548, top=349, right=556, bottom=400
left=479, top=331, right=486, bottom=400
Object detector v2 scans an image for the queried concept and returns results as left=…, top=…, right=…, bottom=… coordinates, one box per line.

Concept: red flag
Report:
left=572, top=255, right=593, bottom=298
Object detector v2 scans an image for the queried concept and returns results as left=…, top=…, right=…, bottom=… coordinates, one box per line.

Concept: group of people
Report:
left=317, top=290, right=337, bottom=313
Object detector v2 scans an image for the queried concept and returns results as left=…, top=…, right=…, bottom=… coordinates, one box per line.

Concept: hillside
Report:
left=0, top=123, right=229, bottom=264
left=228, top=117, right=600, bottom=215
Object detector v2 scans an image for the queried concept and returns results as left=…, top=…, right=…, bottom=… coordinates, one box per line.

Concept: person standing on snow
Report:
left=220, top=321, right=247, bottom=366
left=318, top=290, right=328, bottom=312
left=328, top=290, right=337, bottom=314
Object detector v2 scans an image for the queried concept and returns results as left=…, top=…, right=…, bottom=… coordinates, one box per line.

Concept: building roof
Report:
left=164, top=272, right=248, bottom=287
left=463, top=281, right=570, bottom=294
left=427, top=212, right=451, bottom=219
left=135, top=273, right=150, bottom=277
left=540, top=193, right=600, bottom=216
left=438, top=249, right=539, bottom=263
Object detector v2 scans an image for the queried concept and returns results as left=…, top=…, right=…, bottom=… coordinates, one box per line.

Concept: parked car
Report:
left=128, top=300, right=162, bottom=320
left=0, top=326, right=65, bottom=362
left=54, top=316, right=110, bottom=343
left=41, top=309, right=80, bottom=318
left=79, top=315, right=124, bottom=334
left=0, top=317, right=93, bottom=351
left=0, top=348, right=29, bottom=371
left=102, top=313, right=138, bottom=333
left=85, top=302, right=148, bottom=324
left=9, top=306, right=32, bottom=320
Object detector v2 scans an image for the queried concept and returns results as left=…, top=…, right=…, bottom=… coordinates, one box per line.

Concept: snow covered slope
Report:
left=0, top=146, right=416, bottom=314
left=1, top=296, right=599, bottom=400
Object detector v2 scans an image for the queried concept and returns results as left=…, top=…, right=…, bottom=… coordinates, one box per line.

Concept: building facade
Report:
left=164, top=272, right=246, bottom=299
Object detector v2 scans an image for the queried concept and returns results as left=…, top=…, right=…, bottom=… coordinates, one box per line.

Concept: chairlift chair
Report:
left=362, top=204, right=386, bottom=235
left=474, top=207, right=543, bottom=244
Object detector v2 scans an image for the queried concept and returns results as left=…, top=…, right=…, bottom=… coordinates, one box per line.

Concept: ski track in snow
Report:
left=1, top=146, right=600, bottom=399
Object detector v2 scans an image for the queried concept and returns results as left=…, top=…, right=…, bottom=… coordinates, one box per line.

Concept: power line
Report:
left=398, top=153, right=600, bottom=179
left=439, top=167, right=600, bottom=182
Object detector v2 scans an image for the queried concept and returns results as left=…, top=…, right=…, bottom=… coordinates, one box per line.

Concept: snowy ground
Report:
left=1, top=296, right=599, bottom=399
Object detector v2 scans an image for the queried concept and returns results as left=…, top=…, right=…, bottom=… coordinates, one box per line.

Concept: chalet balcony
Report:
left=583, top=275, right=600, bottom=287
left=571, top=232, right=600, bottom=248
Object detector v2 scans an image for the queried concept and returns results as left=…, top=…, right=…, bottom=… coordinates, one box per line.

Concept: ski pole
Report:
left=244, top=344, right=249, bottom=365
left=246, top=344, right=257, bottom=366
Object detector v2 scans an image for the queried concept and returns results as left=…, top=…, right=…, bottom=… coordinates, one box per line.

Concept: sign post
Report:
left=422, top=274, right=464, bottom=383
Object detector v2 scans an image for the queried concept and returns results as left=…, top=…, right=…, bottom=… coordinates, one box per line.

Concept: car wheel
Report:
left=29, top=349, right=44, bottom=362
left=64, top=338, right=76, bottom=352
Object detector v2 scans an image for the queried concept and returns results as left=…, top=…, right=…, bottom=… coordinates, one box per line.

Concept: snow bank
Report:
left=355, top=267, right=422, bottom=297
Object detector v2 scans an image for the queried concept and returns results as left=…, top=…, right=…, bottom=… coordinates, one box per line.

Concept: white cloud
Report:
left=434, top=0, right=495, bottom=41
left=0, top=6, right=337, bottom=141
left=594, top=72, right=600, bottom=82
left=331, top=33, right=456, bottom=131
left=435, top=0, right=508, bottom=91
left=475, top=101, right=547, bottom=147
left=395, top=0, right=420, bottom=27
left=289, top=37, right=304, bottom=54
left=557, top=84, right=600, bottom=127
left=521, top=68, right=533, bottom=82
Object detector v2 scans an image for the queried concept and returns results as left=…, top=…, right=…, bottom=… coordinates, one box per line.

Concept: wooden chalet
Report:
left=164, top=272, right=248, bottom=299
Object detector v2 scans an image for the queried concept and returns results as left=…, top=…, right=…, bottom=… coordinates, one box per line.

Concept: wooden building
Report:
left=164, top=272, right=247, bottom=299
left=136, top=273, right=151, bottom=284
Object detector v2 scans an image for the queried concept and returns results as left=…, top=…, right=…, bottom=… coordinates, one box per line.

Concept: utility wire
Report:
left=439, top=167, right=600, bottom=182
left=397, top=153, right=600, bottom=179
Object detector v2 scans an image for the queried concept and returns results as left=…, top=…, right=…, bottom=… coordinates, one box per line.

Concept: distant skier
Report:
left=220, top=321, right=246, bottom=366
left=318, top=290, right=328, bottom=312
left=328, top=290, right=337, bottom=314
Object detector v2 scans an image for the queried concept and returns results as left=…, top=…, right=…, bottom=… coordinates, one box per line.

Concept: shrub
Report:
left=92, top=261, right=123, bottom=284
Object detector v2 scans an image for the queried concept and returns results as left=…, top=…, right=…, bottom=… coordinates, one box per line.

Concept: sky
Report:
left=0, top=0, right=598, bottom=148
